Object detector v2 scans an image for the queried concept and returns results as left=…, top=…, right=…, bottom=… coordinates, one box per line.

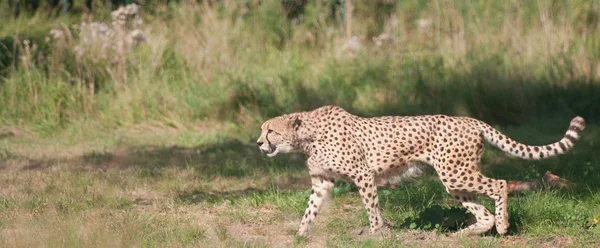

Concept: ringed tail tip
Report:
left=570, top=116, right=585, bottom=130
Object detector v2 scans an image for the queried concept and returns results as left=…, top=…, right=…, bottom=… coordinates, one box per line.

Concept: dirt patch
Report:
left=168, top=204, right=303, bottom=247
left=0, top=128, right=27, bottom=139
left=126, top=188, right=167, bottom=205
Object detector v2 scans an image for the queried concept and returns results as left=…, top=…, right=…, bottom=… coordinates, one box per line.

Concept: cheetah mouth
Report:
left=259, top=144, right=279, bottom=157
left=266, top=146, right=279, bottom=157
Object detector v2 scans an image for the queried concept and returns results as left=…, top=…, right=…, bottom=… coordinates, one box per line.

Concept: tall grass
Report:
left=1, top=0, right=599, bottom=137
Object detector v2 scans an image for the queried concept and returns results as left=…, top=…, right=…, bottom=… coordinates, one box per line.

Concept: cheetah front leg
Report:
left=355, top=173, right=384, bottom=234
left=297, top=176, right=335, bottom=236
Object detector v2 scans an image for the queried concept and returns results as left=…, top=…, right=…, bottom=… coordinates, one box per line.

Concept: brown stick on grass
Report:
left=378, top=171, right=575, bottom=192
left=507, top=171, right=576, bottom=192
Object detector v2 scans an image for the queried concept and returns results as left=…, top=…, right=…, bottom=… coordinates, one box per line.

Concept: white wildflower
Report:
left=342, top=36, right=362, bottom=54
left=49, top=29, right=65, bottom=40
left=417, top=19, right=432, bottom=29
left=133, top=16, right=143, bottom=27
left=46, top=3, right=146, bottom=64
left=372, top=33, right=395, bottom=47
left=127, top=29, right=146, bottom=49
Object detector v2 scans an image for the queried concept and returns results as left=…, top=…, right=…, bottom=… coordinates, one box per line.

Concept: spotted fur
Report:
left=256, top=105, right=585, bottom=236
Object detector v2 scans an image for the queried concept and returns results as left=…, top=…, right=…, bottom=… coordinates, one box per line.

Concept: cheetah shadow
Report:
left=394, top=204, right=525, bottom=235
left=373, top=171, right=527, bottom=235
left=13, top=139, right=308, bottom=179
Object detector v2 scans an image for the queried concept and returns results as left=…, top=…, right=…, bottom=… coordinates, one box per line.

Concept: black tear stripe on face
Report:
left=266, top=131, right=273, bottom=148
left=265, top=122, right=272, bottom=147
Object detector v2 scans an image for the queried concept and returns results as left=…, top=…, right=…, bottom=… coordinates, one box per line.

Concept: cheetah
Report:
left=256, top=105, right=585, bottom=237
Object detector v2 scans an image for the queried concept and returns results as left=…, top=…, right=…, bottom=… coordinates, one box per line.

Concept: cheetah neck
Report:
left=292, top=111, right=320, bottom=155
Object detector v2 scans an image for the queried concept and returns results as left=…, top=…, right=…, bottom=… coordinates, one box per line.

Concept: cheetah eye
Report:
left=267, top=129, right=274, bottom=134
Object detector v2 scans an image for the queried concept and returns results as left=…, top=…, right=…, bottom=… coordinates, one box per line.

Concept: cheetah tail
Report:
left=479, top=117, right=585, bottom=160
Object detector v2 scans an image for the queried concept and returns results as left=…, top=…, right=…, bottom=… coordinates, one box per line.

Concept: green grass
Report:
left=1, top=0, right=600, bottom=247
left=1, top=122, right=599, bottom=247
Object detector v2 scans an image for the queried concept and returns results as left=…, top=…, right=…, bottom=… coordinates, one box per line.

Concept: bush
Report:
left=1, top=0, right=599, bottom=136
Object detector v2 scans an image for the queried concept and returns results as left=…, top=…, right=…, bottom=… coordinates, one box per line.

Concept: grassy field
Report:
left=1, top=0, right=600, bottom=247
left=1, top=118, right=599, bottom=247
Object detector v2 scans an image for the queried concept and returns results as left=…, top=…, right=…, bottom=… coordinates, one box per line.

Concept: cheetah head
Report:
left=256, top=114, right=302, bottom=157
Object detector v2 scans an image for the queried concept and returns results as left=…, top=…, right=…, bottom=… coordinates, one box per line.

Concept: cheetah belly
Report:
left=375, top=162, right=424, bottom=187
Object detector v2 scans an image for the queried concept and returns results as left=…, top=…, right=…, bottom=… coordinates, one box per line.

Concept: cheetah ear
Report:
left=289, top=114, right=302, bottom=130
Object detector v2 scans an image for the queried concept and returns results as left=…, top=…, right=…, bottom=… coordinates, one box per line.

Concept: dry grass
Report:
left=2, top=0, right=599, bottom=134
left=1, top=123, right=599, bottom=247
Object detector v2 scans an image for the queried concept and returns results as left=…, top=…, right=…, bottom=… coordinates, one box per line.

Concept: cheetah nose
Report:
left=257, top=141, right=264, bottom=146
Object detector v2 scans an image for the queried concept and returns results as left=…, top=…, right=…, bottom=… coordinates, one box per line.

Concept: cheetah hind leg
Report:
left=449, top=191, right=495, bottom=237
left=485, top=178, right=510, bottom=235
left=355, top=173, right=385, bottom=234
